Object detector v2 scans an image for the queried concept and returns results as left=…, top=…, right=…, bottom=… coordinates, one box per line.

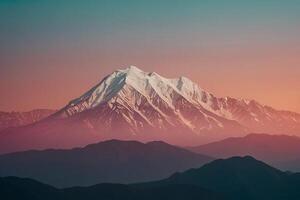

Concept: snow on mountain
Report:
left=52, top=66, right=246, bottom=136
left=0, top=66, right=299, bottom=153
left=53, top=66, right=300, bottom=137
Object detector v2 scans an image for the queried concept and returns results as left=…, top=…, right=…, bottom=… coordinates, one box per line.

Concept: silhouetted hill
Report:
left=0, top=177, right=223, bottom=200
left=189, top=133, right=300, bottom=171
left=150, top=156, right=300, bottom=200
left=0, top=139, right=212, bottom=187
left=3, top=157, right=300, bottom=200
left=0, top=176, right=61, bottom=200
left=64, top=183, right=224, bottom=200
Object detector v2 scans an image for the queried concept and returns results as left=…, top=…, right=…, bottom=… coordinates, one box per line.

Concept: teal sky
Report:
left=1, top=0, right=300, bottom=50
left=0, top=0, right=300, bottom=112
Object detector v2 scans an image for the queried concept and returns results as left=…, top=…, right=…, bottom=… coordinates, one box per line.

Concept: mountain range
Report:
left=2, top=156, right=300, bottom=200
left=0, top=139, right=212, bottom=187
left=0, top=109, right=55, bottom=131
left=1, top=66, right=300, bottom=153
left=189, top=133, right=300, bottom=171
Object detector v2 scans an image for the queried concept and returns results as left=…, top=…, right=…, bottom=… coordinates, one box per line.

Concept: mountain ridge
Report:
left=0, top=66, right=300, bottom=153
left=0, top=109, right=55, bottom=131
left=0, top=139, right=213, bottom=187
left=2, top=156, right=300, bottom=200
left=136, top=156, right=300, bottom=200
left=188, top=133, right=300, bottom=171
left=49, top=65, right=300, bottom=137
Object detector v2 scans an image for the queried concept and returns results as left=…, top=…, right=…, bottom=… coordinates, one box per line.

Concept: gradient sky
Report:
left=0, top=0, right=300, bottom=112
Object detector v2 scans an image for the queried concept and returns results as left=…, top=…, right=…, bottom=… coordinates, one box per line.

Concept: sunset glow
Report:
left=2, top=2, right=300, bottom=199
left=0, top=1, right=299, bottom=113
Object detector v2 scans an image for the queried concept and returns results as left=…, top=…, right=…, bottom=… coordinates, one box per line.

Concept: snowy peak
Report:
left=1, top=66, right=300, bottom=154
left=64, top=66, right=207, bottom=113
left=56, top=66, right=229, bottom=134
left=120, top=65, right=144, bottom=73
left=53, top=66, right=300, bottom=140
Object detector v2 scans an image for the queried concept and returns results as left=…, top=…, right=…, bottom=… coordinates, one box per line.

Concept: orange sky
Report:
left=1, top=43, right=299, bottom=113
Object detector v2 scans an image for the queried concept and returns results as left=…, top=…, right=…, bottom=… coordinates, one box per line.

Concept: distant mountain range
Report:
left=2, top=156, right=300, bottom=200
left=188, top=133, right=300, bottom=171
left=1, top=66, right=300, bottom=153
left=0, top=109, right=55, bottom=131
left=0, top=140, right=212, bottom=187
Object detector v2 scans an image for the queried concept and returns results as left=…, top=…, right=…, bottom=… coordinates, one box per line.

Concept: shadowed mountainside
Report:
left=138, top=156, right=300, bottom=200
left=0, top=139, right=212, bottom=187
left=2, top=156, right=300, bottom=200
left=0, top=176, right=224, bottom=200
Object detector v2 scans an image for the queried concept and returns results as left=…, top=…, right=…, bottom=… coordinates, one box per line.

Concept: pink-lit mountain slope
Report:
left=0, top=66, right=299, bottom=153
left=0, top=109, right=55, bottom=131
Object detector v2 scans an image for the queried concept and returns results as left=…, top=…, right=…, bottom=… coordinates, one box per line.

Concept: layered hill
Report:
left=141, top=156, right=300, bottom=200
left=0, top=140, right=212, bottom=187
left=0, top=176, right=224, bottom=200
left=2, top=156, right=300, bottom=200
left=189, top=133, right=300, bottom=171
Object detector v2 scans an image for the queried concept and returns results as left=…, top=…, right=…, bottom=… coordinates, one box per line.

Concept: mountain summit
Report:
left=0, top=66, right=300, bottom=153
left=53, top=65, right=245, bottom=136
left=54, top=66, right=300, bottom=137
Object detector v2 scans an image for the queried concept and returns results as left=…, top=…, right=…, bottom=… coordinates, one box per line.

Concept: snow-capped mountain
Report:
left=0, top=66, right=299, bottom=153
left=53, top=66, right=244, bottom=134
left=54, top=66, right=300, bottom=136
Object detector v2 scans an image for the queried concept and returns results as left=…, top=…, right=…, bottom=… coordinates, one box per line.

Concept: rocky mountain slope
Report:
left=0, top=66, right=299, bottom=153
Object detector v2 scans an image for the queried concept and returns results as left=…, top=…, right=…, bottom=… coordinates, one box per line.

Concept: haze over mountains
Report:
left=2, top=156, right=300, bottom=200
left=0, top=109, right=55, bottom=131
left=0, top=66, right=300, bottom=153
left=2, top=0, right=299, bottom=199
left=189, top=133, right=300, bottom=171
left=0, top=140, right=212, bottom=187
